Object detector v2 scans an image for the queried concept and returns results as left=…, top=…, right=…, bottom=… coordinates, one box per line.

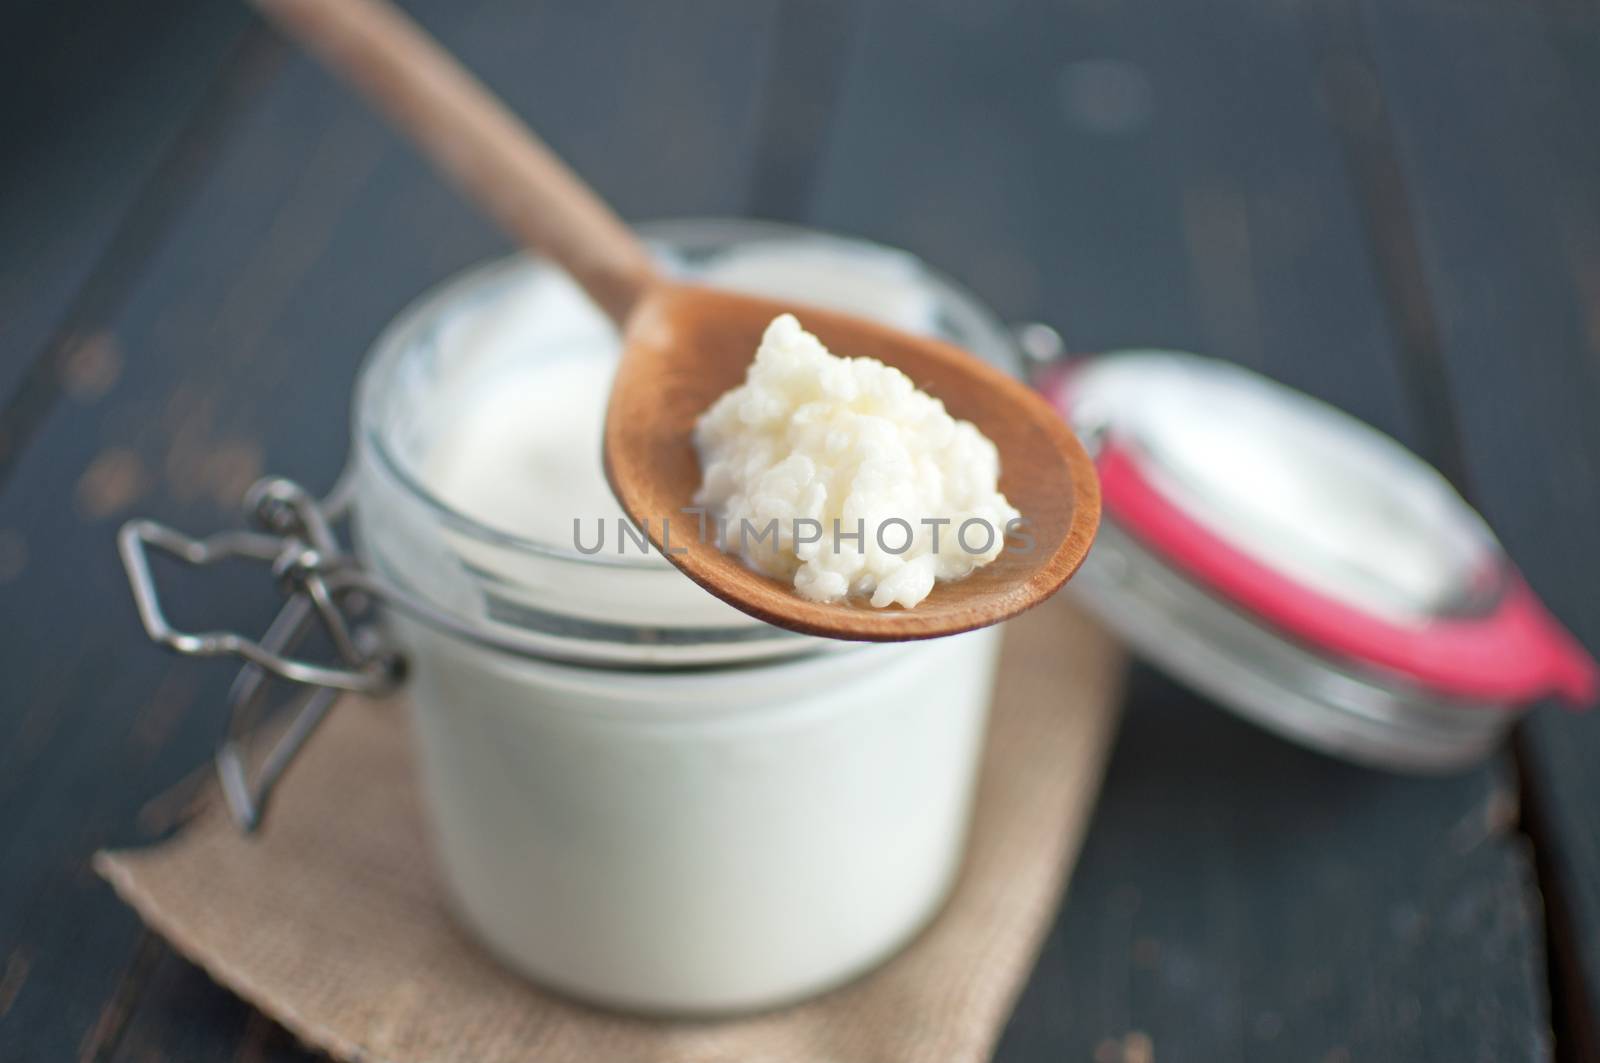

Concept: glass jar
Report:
left=348, top=221, right=1023, bottom=1013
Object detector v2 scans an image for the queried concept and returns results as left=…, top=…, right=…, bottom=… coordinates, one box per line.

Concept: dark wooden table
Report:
left=4, top=1, right=1599, bottom=1059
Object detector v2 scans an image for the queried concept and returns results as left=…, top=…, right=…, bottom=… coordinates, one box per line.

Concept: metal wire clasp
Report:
left=118, top=477, right=404, bottom=833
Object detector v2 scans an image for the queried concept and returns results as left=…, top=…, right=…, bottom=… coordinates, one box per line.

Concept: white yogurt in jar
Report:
left=351, top=223, right=1021, bottom=1013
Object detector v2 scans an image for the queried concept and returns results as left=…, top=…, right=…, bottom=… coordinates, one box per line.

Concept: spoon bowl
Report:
left=255, top=0, right=1099, bottom=641
left=603, top=282, right=1101, bottom=640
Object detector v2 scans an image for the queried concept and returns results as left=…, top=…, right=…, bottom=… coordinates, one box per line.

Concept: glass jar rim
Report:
left=354, top=217, right=1022, bottom=574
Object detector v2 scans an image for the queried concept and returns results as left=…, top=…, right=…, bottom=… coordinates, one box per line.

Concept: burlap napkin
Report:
left=97, top=599, right=1124, bottom=1063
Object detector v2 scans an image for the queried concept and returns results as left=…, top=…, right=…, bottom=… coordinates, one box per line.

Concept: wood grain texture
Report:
left=1002, top=666, right=1547, bottom=1063
left=1355, top=0, right=1600, bottom=1055
left=0, top=0, right=256, bottom=409
left=603, top=283, right=1100, bottom=640
left=1, top=0, right=1593, bottom=1058
left=808, top=0, right=1552, bottom=1057
left=251, top=0, right=658, bottom=324
left=743, top=0, right=864, bottom=222
left=810, top=0, right=1423, bottom=447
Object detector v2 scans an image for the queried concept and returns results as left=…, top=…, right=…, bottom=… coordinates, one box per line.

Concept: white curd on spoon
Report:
left=694, top=314, right=1021, bottom=609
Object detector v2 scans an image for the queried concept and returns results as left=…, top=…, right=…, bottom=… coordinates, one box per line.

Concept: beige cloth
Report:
left=97, top=599, right=1124, bottom=1063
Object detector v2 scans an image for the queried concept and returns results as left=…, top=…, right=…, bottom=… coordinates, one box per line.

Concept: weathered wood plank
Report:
left=812, top=1, right=1550, bottom=1058
left=1005, top=668, right=1545, bottom=1063
left=0, top=2, right=779, bottom=1059
left=1356, top=0, right=1600, bottom=1055
left=1, top=0, right=1581, bottom=1059
left=812, top=0, right=1421, bottom=445
left=743, top=0, right=865, bottom=222
left=0, top=0, right=256, bottom=409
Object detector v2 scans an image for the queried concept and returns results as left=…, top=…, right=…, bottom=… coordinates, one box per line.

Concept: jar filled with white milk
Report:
left=348, top=220, right=1023, bottom=1013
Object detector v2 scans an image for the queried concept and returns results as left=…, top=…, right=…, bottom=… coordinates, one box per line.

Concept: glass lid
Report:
left=1045, top=350, right=1596, bottom=772
left=1066, top=352, right=1502, bottom=624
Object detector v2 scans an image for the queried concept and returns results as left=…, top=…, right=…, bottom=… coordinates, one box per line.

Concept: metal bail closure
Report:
left=118, top=477, right=405, bottom=832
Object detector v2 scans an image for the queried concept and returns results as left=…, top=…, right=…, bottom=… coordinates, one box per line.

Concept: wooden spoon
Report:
left=253, top=0, right=1100, bottom=641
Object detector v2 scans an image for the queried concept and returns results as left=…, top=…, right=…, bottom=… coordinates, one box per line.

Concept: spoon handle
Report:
left=251, top=0, right=657, bottom=323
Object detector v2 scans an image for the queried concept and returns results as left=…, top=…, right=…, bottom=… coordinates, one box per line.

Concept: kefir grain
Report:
left=694, top=314, right=1020, bottom=608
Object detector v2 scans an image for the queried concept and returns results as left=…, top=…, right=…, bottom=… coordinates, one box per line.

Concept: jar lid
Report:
left=1040, top=350, right=1596, bottom=771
